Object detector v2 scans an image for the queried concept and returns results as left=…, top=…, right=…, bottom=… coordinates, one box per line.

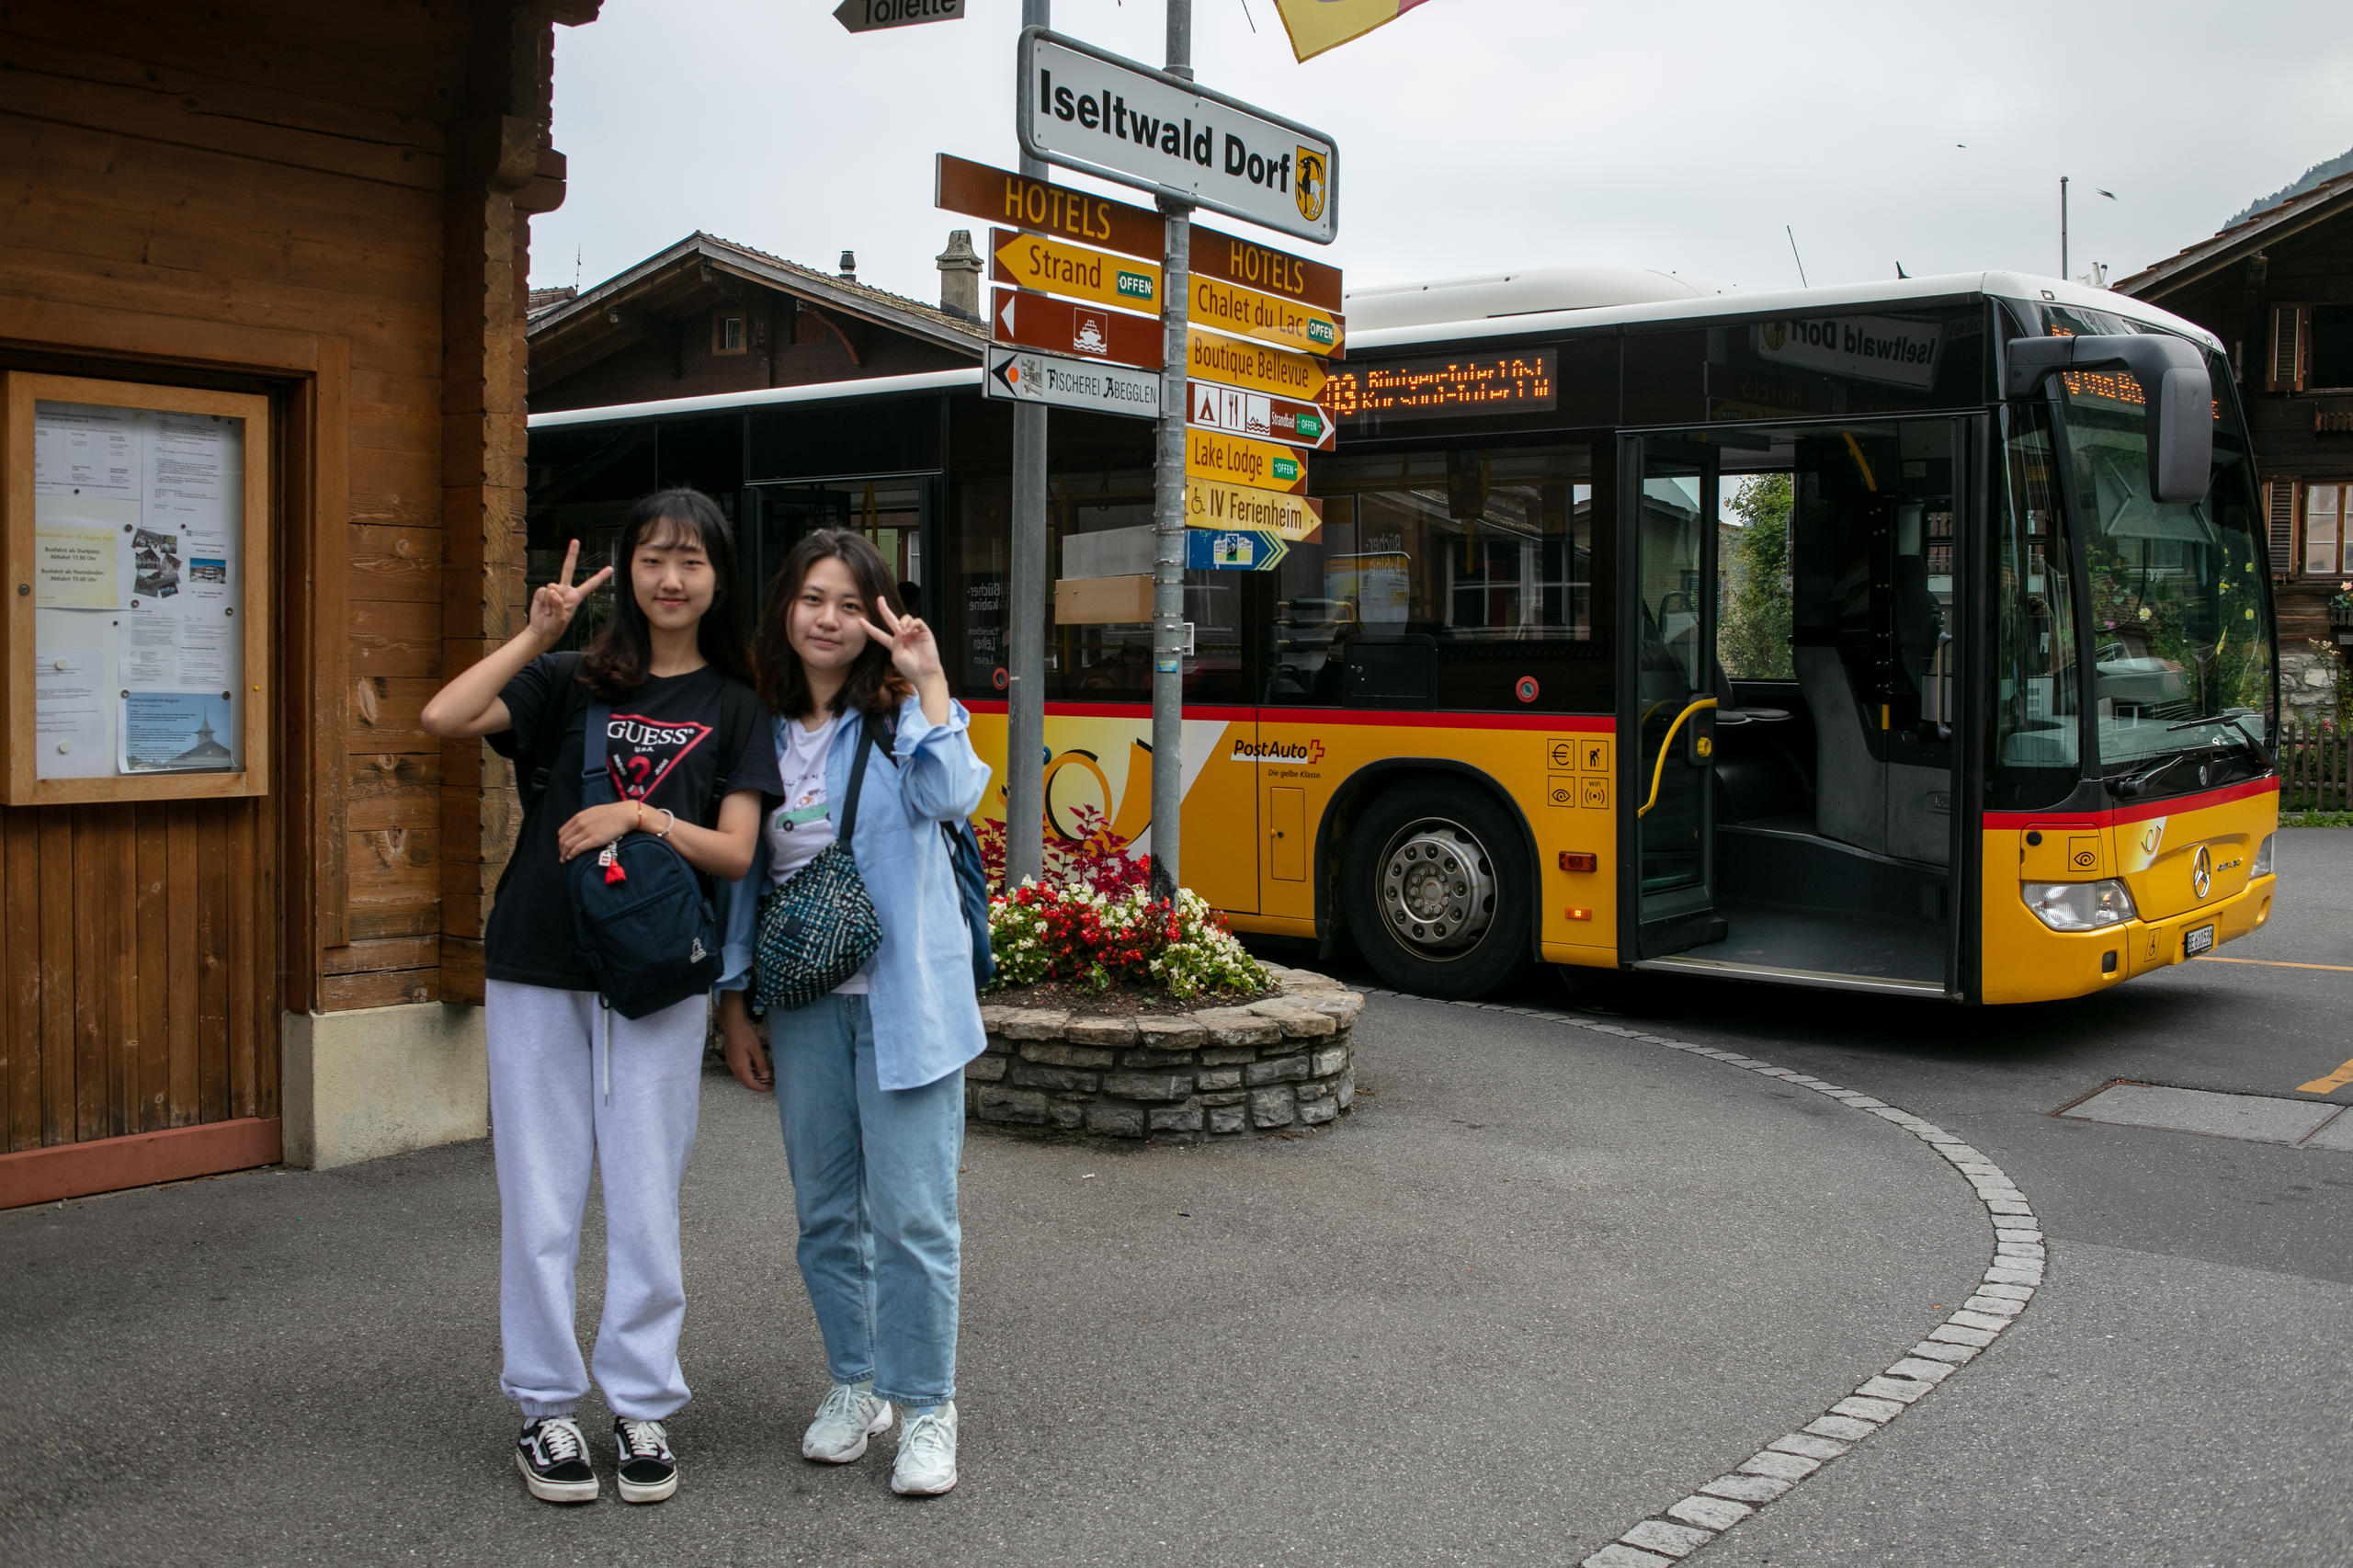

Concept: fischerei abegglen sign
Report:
left=1017, top=28, right=1337, bottom=246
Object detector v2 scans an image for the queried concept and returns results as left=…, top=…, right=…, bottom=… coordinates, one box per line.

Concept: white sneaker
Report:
left=801, top=1382, right=893, bottom=1463
left=891, top=1402, right=958, bottom=1496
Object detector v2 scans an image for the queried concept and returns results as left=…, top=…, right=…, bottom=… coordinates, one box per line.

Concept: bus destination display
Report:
left=1322, top=350, right=1554, bottom=421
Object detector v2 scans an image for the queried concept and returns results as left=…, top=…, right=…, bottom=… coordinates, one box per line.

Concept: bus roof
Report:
left=1347, top=270, right=2222, bottom=355
left=525, top=273, right=2220, bottom=433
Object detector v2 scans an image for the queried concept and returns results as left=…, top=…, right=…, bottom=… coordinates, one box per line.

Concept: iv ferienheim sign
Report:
left=1017, top=28, right=1338, bottom=245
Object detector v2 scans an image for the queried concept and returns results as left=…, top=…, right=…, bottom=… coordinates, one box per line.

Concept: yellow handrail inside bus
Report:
left=1637, top=698, right=1719, bottom=819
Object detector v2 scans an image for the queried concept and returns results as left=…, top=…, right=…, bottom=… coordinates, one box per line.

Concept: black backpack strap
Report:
left=835, top=718, right=878, bottom=846
left=581, top=698, right=617, bottom=807
left=521, top=651, right=585, bottom=813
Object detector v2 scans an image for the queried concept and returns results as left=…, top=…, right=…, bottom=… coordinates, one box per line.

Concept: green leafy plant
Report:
left=1720, top=474, right=1793, bottom=679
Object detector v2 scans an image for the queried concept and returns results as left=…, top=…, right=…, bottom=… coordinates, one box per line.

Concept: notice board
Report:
left=3, top=374, right=271, bottom=804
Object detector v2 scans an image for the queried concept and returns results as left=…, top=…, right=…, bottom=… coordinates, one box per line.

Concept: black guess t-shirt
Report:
left=483, top=654, right=776, bottom=992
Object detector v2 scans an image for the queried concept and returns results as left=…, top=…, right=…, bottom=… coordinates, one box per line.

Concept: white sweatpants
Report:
left=485, top=981, right=709, bottom=1422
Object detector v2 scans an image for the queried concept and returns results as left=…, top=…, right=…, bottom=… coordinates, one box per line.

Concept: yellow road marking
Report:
left=2298, top=1058, right=2353, bottom=1096
left=2194, top=955, right=2353, bottom=973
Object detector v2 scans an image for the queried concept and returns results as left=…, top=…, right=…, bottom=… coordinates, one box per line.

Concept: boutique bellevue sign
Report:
left=1016, top=27, right=1338, bottom=246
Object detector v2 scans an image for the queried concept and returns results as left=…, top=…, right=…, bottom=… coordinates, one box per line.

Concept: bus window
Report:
left=1278, top=444, right=1598, bottom=710
left=1991, top=403, right=2082, bottom=810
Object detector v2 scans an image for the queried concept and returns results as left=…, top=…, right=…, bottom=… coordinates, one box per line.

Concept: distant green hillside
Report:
left=2234, top=143, right=2353, bottom=224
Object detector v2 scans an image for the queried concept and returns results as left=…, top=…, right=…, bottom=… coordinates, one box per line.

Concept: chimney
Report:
left=935, top=229, right=983, bottom=320
left=837, top=249, right=858, bottom=283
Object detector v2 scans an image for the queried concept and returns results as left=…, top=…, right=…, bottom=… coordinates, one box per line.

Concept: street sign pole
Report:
left=1149, top=0, right=1191, bottom=902
left=1006, top=0, right=1051, bottom=890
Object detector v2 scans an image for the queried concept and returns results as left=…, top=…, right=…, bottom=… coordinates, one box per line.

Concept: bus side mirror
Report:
left=2006, top=334, right=2213, bottom=504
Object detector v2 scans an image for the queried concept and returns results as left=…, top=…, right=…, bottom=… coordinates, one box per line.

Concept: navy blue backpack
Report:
left=869, top=713, right=996, bottom=993
left=567, top=702, right=723, bottom=1018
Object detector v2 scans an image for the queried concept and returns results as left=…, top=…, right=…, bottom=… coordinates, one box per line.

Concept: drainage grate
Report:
left=2057, top=1081, right=2353, bottom=1151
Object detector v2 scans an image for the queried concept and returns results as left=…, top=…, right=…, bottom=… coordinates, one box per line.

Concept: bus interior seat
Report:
left=1791, top=642, right=1950, bottom=868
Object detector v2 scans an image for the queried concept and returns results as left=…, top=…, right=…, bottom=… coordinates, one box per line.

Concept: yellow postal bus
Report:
left=967, top=272, right=2279, bottom=1004
left=528, top=270, right=2280, bottom=1005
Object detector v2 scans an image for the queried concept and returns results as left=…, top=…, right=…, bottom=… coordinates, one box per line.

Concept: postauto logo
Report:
left=1232, top=737, right=1324, bottom=764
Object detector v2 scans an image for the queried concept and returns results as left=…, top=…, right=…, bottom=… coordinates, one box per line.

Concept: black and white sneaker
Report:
left=516, top=1416, right=598, bottom=1503
left=613, top=1417, right=677, bottom=1505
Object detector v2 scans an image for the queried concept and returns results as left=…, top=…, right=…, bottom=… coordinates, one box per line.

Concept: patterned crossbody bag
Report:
left=751, top=718, right=881, bottom=1014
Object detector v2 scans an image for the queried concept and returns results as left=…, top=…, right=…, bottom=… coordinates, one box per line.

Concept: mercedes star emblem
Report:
left=2190, top=844, right=2212, bottom=901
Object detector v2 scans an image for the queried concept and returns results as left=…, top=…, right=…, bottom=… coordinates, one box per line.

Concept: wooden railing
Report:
left=2279, top=717, right=2352, bottom=813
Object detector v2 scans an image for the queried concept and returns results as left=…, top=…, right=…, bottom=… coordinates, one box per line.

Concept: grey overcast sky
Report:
left=533, top=0, right=2352, bottom=309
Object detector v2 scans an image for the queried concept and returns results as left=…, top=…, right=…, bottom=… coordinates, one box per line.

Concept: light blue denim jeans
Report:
left=772, top=993, right=964, bottom=1409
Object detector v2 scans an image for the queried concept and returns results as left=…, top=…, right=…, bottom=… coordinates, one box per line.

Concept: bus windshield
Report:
left=2037, top=307, right=2275, bottom=794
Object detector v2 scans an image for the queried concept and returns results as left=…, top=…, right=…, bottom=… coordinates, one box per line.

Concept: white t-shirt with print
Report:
left=766, top=712, right=869, bottom=994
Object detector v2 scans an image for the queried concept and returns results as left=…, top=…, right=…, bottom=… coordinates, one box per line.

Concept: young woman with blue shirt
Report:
left=715, top=528, right=991, bottom=1496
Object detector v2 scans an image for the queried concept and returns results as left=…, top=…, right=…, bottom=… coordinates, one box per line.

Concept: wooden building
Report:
left=0, top=0, right=600, bottom=1208
left=529, top=232, right=987, bottom=415
left=2114, top=171, right=2353, bottom=717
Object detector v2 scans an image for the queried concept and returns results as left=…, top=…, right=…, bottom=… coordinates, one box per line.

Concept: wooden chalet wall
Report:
left=2122, top=196, right=2353, bottom=650
left=0, top=0, right=586, bottom=1186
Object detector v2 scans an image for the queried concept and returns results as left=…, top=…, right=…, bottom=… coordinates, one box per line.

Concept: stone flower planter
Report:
left=967, top=965, right=1365, bottom=1140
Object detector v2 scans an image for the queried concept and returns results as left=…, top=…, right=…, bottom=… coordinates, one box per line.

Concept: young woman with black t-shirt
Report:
left=421, top=488, right=772, bottom=1507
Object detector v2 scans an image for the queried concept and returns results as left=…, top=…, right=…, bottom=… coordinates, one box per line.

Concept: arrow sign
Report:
left=1189, top=274, right=1343, bottom=358
left=1187, top=528, right=1290, bottom=573
left=1186, top=428, right=1307, bottom=494
left=1186, top=328, right=1325, bottom=401
left=937, top=153, right=1165, bottom=264
left=1186, top=478, right=1324, bottom=542
left=1191, top=223, right=1346, bottom=314
left=993, top=288, right=1164, bottom=370
left=991, top=228, right=1162, bottom=315
left=985, top=347, right=1159, bottom=419
left=1188, top=380, right=1335, bottom=451
left=835, top=0, right=963, bottom=32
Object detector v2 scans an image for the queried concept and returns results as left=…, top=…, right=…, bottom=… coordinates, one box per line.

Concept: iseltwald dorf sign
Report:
left=1017, top=27, right=1337, bottom=246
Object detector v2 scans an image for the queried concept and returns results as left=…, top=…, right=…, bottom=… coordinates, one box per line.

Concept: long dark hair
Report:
left=579, top=488, right=754, bottom=699
left=754, top=528, right=911, bottom=720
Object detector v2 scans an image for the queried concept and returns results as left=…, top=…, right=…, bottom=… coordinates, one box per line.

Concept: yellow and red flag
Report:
left=1273, top=0, right=1432, bottom=62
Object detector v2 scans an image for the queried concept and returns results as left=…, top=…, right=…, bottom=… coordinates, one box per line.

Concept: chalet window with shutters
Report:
left=2270, top=303, right=2353, bottom=392
left=2312, top=306, right=2353, bottom=390
left=2304, top=482, right=2349, bottom=577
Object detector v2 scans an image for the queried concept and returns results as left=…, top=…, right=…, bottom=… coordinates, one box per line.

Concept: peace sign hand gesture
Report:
left=858, top=596, right=945, bottom=689
left=528, top=540, right=614, bottom=650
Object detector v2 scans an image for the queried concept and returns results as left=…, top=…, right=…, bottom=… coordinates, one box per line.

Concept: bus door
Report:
left=1620, top=437, right=1727, bottom=956
left=1624, top=420, right=1968, bottom=995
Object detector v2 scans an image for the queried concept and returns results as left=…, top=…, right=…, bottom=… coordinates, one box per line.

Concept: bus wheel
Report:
left=1343, top=782, right=1530, bottom=999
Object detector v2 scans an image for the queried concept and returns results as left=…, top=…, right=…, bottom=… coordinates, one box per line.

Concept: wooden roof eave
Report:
left=2113, top=181, right=2353, bottom=301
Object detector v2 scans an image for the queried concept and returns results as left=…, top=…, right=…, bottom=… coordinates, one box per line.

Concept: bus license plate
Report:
left=2185, top=924, right=2216, bottom=958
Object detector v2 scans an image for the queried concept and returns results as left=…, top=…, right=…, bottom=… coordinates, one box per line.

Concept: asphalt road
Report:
left=4, top=964, right=1984, bottom=1567
left=1295, top=825, right=2353, bottom=1565
left=4, top=836, right=2345, bottom=1567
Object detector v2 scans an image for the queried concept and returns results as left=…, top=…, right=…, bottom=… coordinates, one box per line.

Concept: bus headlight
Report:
left=2022, top=879, right=2139, bottom=931
left=2253, top=833, right=2275, bottom=879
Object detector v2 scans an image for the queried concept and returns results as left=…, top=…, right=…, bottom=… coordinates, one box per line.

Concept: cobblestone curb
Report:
left=968, top=965, right=1362, bottom=1140
left=1379, top=993, right=2043, bottom=1568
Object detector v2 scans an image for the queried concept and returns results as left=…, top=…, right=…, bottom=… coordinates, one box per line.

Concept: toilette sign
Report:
left=1017, top=28, right=1339, bottom=245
